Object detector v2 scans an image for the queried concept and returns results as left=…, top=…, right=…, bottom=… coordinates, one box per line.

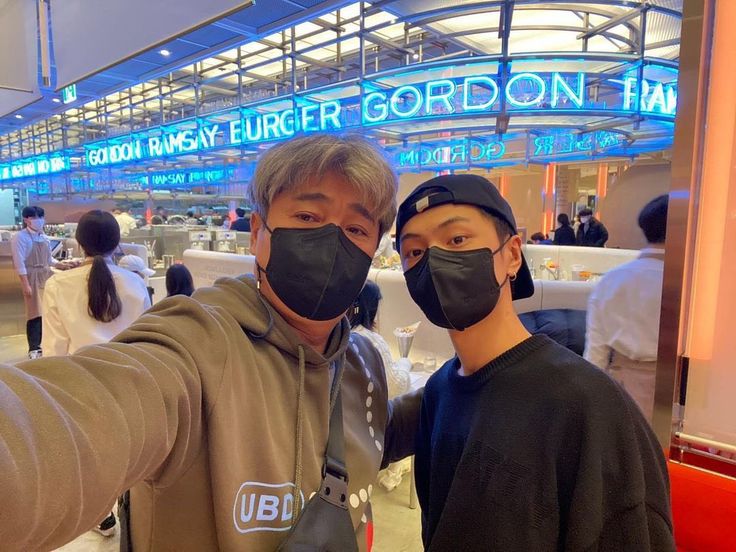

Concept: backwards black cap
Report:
left=396, top=173, right=535, bottom=301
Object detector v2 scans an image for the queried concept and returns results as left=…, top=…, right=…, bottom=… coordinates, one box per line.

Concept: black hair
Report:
left=166, top=264, right=195, bottom=297
left=557, top=213, right=571, bottom=226
left=186, top=210, right=194, bottom=217
left=76, top=210, right=122, bottom=323
left=479, top=210, right=513, bottom=241
left=350, top=280, right=382, bottom=330
left=638, top=194, right=669, bottom=244
left=22, top=205, right=44, bottom=219
left=235, top=208, right=246, bottom=218
left=151, top=215, right=164, bottom=225
left=578, top=207, right=593, bottom=217
left=531, top=232, right=546, bottom=242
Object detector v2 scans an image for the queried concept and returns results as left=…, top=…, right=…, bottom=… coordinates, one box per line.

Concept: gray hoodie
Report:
left=0, top=275, right=421, bottom=551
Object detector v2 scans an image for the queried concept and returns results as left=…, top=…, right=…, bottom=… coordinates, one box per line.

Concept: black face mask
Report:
left=404, top=241, right=510, bottom=331
left=258, top=223, right=372, bottom=321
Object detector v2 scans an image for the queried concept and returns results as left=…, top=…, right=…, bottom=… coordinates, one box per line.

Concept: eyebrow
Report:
left=438, top=216, right=472, bottom=228
left=349, top=202, right=375, bottom=223
left=294, top=192, right=375, bottom=225
left=294, top=192, right=330, bottom=203
left=400, top=216, right=473, bottom=244
left=400, top=232, right=421, bottom=243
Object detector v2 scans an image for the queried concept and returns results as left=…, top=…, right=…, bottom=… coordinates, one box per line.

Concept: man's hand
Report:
left=22, top=282, right=32, bottom=297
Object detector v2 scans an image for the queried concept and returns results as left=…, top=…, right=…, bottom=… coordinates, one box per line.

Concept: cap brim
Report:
left=511, top=252, right=535, bottom=301
left=142, top=268, right=156, bottom=277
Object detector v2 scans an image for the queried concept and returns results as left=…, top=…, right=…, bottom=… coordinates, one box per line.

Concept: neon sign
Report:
left=0, top=155, right=69, bottom=182
left=230, top=102, right=341, bottom=144
left=139, top=167, right=237, bottom=188
left=0, top=60, right=677, bottom=179
left=362, top=70, right=677, bottom=124
left=87, top=101, right=343, bottom=167
left=87, top=124, right=223, bottom=167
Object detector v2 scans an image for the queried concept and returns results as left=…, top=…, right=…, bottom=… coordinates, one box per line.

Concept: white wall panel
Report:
left=51, top=0, right=253, bottom=89
left=0, top=0, right=41, bottom=117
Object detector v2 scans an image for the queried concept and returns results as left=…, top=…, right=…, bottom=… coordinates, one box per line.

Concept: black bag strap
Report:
left=319, top=360, right=349, bottom=509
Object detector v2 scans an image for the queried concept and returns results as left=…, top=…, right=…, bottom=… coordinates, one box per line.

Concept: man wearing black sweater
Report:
left=395, top=174, right=674, bottom=551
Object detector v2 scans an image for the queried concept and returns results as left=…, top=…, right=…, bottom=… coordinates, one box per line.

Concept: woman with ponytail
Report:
left=41, top=210, right=151, bottom=538
left=42, top=209, right=151, bottom=356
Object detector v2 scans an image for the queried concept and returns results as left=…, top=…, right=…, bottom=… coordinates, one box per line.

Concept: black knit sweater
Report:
left=415, top=335, right=675, bottom=551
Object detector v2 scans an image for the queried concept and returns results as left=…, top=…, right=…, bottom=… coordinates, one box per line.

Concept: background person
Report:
left=118, top=254, right=156, bottom=304
left=42, top=212, right=151, bottom=356
left=350, top=281, right=413, bottom=492
left=41, top=210, right=151, bottom=537
left=166, top=264, right=195, bottom=297
left=552, top=213, right=577, bottom=245
left=113, top=207, right=137, bottom=237
left=576, top=207, right=609, bottom=247
left=185, top=211, right=201, bottom=225
left=10, top=206, right=68, bottom=358
left=529, top=232, right=553, bottom=245
left=230, top=207, right=251, bottom=232
left=155, top=206, right=168, bottom=223
left=584, top=195, right=669, bottom=422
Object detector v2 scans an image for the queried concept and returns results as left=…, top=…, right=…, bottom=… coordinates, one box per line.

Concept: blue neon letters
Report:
left=0, top=155, right=69, bottom=182
left=0, top=63, right=678, bottom=178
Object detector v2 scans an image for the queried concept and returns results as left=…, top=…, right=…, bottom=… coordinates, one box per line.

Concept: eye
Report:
left=295, top=213, right=317, bottom=223
left=450, top=235, right=467, bottom=246
left=408, top=248, right=424, bottom=259
left=346, top=226, right=368, bottom=237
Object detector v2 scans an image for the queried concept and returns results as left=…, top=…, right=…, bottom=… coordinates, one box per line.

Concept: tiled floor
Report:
left=0, top=334, right=424, bottom=551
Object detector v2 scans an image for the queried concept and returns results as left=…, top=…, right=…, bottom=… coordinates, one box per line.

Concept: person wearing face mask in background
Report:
left=576, top=207, right=609, bottom=247
left=397, top=174, right=673, bottom=551
left=0, top=134, right=421, bottom=552
left=10, top=206, right=71, bottom=359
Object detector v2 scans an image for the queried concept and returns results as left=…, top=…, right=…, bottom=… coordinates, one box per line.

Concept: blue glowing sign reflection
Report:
left=393, top=131, right=626, bottom=169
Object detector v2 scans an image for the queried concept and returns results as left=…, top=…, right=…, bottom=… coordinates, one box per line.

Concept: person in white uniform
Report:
left=42, top=209, right=151, bottom=537
left=10, top=206, right=69, bottom=358
left=584, top=195, right=669, bottom=422
left=43, top=210, right=151, bottom=356
left=112, top=207, right=138, bottom=237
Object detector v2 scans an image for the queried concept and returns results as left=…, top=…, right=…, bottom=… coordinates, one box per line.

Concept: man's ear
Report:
left=250, top=212, right=263, bottom=252
left=506, top=234, right=524, bottom=277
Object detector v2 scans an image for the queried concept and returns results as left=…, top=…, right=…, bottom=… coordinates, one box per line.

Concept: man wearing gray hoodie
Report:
left=0, top=134, right=420, bottom=551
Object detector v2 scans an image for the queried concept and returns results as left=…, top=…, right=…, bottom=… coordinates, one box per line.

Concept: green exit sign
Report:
left=61, top=84, right=77, bottom=104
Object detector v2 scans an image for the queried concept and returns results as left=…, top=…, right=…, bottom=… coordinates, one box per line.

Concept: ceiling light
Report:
left=52, top=98, right=61, bottom=103
left=159, top=49, right=172, bottom=57
left=14, top=114, right=23, bottom=119
left=412, top=52, right=420, bottom=60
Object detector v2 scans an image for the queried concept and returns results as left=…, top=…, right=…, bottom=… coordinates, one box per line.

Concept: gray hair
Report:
left=247, top=134, right=398, bottom=236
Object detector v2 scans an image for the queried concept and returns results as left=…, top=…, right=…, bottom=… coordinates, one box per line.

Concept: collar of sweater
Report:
left=446, top=334, right=551, bottom=392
